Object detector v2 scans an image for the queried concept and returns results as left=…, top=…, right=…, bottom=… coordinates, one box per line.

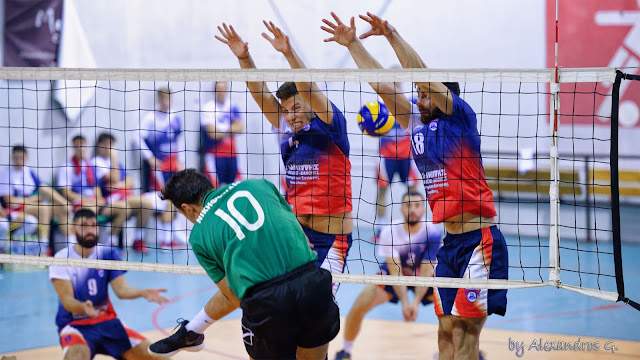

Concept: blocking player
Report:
left=322, top=12, right=508, bottom=360
left=334, top=191, right=441, bottom=360
left=58, top=135, right=126, bottom=246
left=216, top=22, right=353, bottom=292
left=133, top=89, right=184, bottom=252
left=148, top=169, right=339, bottom=359
left=49, top=208, right=168, bottom=360
left=200, top=81, right=244, bottom=187
left=0, top=145, right=71, bottom=244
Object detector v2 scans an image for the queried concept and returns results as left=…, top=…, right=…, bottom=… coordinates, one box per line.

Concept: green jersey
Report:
left=189, top=179, right=317, bottom=299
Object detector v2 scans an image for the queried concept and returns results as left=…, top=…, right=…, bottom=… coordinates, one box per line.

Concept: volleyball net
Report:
left=0, top=67, right=637, bottom=309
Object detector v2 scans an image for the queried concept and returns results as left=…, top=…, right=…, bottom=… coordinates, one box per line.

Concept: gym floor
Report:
left=1, top=231, right=639, bottom=359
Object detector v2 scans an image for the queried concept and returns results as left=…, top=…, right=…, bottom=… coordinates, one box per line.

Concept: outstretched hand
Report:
left=359, top=12, right=395, bottom=40
left=142, top=288, right=169, bottom=304
left=321, top=12, right=357, bottom=47
left=215, top=23, right=249, bottom=59
left=262, top=20, right=292, bottom=55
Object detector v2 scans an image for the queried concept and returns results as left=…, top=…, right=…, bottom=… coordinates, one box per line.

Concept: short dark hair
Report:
left=275, top=82, right=298, bottom=101
left=402, top=191, right=425, bottom=203
left=160, top=169, right=214, bottom=209
left=74, top=208, right=97, bottom=222
left=416, top=82, right=461, bottom=97
left=443, top=82, right=461, bottom=96
left=97, top=132, right=116, bottom=145
left=157, top=87, right=171, bottom=97
left=72, top=135, right=86, bottom=143
left=12, top=145, right=26, bottom=154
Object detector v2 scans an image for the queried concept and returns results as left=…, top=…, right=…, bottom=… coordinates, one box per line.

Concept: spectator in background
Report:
left=200, top=81, right=244, bottom=187
left=0, top=145, right=71, bottom=249
left=131, top=88, right=185, bottom=253
left=92, top=132, right=180, bottom=252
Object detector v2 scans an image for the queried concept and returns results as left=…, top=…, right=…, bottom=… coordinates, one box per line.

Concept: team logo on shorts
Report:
left=241, top=323, right=254, bottom=346
left=428, top=120, right=439, bottom=131
left=465, top=289, right=481, bottom=303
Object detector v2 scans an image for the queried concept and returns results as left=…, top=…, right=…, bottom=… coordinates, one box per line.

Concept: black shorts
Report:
left=240, top=262, right=340, bottom=360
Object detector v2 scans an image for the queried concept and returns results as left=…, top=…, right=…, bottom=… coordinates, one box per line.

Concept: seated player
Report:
left=58, top=135, right=124, bottom=246
left=216, top=22, right=353, bottom=294
left=334, top=191, right=441, bottom=360
left=148, top=169, right=339, bottom=360
left=132, top=88, right=184, bottom=252
left=0, top=145, right=71, bottom=248
left=49, top=208, right=169, bottom=360
left=200, top=81, right=244, bottom=187
left=322, top=12, right=508, bottom=359
left=92, top=133, right=180, bottom=251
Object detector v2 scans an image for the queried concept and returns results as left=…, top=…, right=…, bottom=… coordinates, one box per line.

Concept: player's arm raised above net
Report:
left=321, top=12, right=412, bottom=127
left=215, top=23, right=281, bottom=128
left=262, top=20, right=335, bottom=125
left=360, top=12, right=456, bottom=116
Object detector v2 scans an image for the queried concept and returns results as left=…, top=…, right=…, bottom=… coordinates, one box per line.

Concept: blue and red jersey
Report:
left=200, top=100, right=242, bottom=158
left=277, top=102, right=352, bottom=215
left=379, top=122, right=412, bottom=159
left=403, top=94, right=496, bottom=223
left=139, top=111, right=182, bottom=172
left=49, top=246, right=126, bottom=330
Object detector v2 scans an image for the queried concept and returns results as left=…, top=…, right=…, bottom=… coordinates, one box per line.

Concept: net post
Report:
left=548, top=72, right=561, bottom=288
left=610, top=70, right=625, bottom=303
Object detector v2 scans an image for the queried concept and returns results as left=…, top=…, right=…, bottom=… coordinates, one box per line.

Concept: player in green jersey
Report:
left=148, top=169, right=339, bottom=360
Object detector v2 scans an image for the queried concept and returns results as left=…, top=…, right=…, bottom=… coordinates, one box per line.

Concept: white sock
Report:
left=343, top=340, right=354, bottom=353
left=185, top=308, right=215, bottom=334
left=134, top=228, right=146, bottom=241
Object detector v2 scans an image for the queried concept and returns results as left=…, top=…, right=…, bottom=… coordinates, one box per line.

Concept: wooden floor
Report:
left=9, top=318, right=640, bottom=360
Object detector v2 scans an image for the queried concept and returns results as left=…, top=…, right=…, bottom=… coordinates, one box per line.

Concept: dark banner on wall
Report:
left=4, top=0, right=63, bottom=67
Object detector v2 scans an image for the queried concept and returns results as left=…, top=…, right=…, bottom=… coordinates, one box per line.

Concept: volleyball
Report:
left=357, top=101, right=396, bottom=136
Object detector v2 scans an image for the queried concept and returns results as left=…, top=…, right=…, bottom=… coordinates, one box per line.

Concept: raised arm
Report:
left=360, top=12, right=455, bottom=115
left=321, top=12, right=412, bottom=127
left=215, top=24, right=281, bottom=128
left=262, top=21, right=334, bottom=125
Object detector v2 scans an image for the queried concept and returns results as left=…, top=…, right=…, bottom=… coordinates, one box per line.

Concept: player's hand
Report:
left=359, top=12, right=395, bottom=40
left=262, top=21, right=292, bottom=55
left=321, top=13, right=357, bottom=47
left=402, top=302, right=418, bottom=322
left=82, top=300, right=102, bottom=318
left=215, top=23, right=250, bottom=59
left=142, top=288, right=169, bottom=304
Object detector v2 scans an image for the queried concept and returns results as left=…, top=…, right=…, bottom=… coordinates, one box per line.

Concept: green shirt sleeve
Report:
left=192, top=242, right=225, bottom=283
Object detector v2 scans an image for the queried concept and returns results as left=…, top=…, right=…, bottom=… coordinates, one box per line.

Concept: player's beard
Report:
left=420, top=108, right=441, bottom=124
left=407, top=216, right=420, bottom=226
left=76, top=233, right=98, bottom=249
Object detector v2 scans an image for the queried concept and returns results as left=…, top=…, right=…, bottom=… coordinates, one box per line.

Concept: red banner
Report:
left=546, top=0, right=640, bottom=128
left=3, top=0, right=63, bottom=67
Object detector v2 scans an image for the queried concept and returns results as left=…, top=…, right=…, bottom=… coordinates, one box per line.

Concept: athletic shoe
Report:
left=334, top=350, right=351, bottom=360
left=148, top=319, right=205, bottom=357
left=132, top=239, right=149, bottom=254
left=160, top=240, right=185, bottom=251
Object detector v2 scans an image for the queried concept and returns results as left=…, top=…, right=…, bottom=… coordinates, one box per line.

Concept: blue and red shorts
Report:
left=58, top=318, right=145, bottom=358
left=302, top=226, right=352, bottom=294
left=433, top=226, right=508, bottom=317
